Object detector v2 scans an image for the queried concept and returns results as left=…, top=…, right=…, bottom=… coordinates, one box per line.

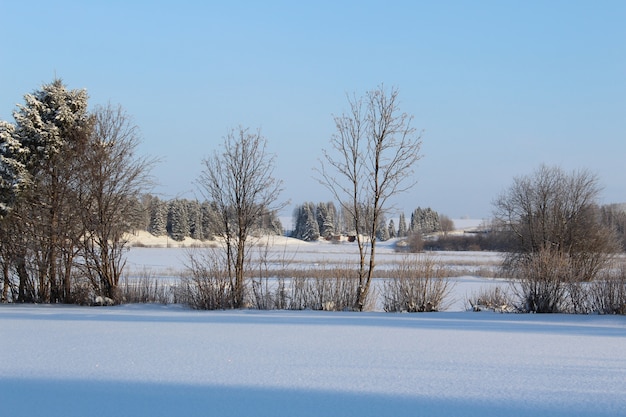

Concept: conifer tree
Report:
left=410, top=207, right=441, bottom=234
left=200, top=201, right=219, bottom=240
left=303, top=202, right=320, bottom=241
left=388, top=219, right=396, bottom=239
left=168, top=199, right=189, bottom=241
left=317, top=202, right=336, bottom=239
left=376, top=213, right=390, bottom=241
left=186, top=200, right=203, bottom=240
left=148, top=197, right=168, bottom=236
left=0, top=121, right=27, bottom=218
left=398, top=212, right=408, bottom=237
left=10, top=79, right=91, bottom=302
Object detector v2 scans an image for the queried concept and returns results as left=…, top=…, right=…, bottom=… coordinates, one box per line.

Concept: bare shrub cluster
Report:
left=119, top=269, right=173, bottom=304
left=507, top=249, right=626, bottom=314
left=382, top=255, right=452, bottom=312
left=176, top=249, right=234, bottom=310
left=177, top=245, right=376, bottom=311
left=287, top=266, right=363, bottom=311
left=588, top=265, right=626, bottom=314
left=467, top=286, right=516, bottom=312
left=509, top=248, right=572, bottom=313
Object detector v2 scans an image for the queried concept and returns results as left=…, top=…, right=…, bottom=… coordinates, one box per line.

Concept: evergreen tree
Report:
left=317, top=202, right=335, bottom=239
left=410, top=207, right=441, bottom=234
left=254, top=207, right=283, bottom=235
left=388, top=219, right=396, bottom=239
left=186, top=199, right=203, bottom=240
left=167, top=199, right=189, bottom=241
left=327, top=201, right=340, bottom=235
left=148, top=196, right=167, bottom=236
left=0, top=121, right=27, bottom=218
left=10, top=79, right=91, bottom=303
left=293, top=202, right=319, bottom=241
left=376, top=213, right=390, bottom=241
left=268, top=210, right=283, bottom=235
left=200, top=201, right=219, bottom=240
left=302, top=203, right=320, bottom=241
left=398, top=212, right=408, bottom=237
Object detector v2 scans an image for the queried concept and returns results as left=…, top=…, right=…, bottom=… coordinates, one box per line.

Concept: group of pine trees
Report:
left=143, top=196, right=283, bottom=242
left=291, top=202, right=449, bottom=242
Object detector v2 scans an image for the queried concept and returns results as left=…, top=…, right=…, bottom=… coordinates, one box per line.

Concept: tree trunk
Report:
left=2, top=261, right=9, bottom=302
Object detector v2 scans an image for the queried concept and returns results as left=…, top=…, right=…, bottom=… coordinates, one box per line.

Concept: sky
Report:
left=1, top=0, right=625, bottom=219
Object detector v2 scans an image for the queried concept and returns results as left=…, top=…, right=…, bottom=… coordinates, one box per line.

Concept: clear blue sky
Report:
left=1, top=0, right=624, bottom=220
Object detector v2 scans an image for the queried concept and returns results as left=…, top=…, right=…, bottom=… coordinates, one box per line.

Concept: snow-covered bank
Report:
left=1, top=305, right=625, bottom=417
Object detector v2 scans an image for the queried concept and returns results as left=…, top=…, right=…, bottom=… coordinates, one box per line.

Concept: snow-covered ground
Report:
left=1, top=305, right=625, bottom=417
left=2, top=232, right=625, bottom=416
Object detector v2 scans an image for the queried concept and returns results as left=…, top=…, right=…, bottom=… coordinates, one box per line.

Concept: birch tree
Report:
left=318, top=85, right=423, bottom=310
left=198, top=127, right=283, bottom=308
left=78, top=103, right=154, bottom=302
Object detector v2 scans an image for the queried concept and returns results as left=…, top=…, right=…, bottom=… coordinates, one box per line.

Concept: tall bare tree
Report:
left=77, top=103, right=155, bottom=302
left=318, top=85, right=423, bottom=311
left=198, top=127, right=283, bottom=308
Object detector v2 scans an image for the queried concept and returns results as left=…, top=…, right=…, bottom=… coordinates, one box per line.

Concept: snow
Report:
left=1, top=305, right=625, bottom=417
left=2, top=235, right=625, bottom=416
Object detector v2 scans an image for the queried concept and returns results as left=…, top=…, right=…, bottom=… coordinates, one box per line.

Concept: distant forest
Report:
left=131, top=196, right=449, bottom=243
left=131, top=195, right=283, bottom=242
left=291, top=202, right=451, bottom=242
left=133, top=196, right=626, bottom=252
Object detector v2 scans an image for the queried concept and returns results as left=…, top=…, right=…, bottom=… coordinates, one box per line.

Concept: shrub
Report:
left=120, top=269, right=172, bottom=304
left=177, top=248, right=233, bottom=309
left=382, top=255, right=452, bottom=312
left=509, top=248, right=572, bottom=313
left=589, top=266, right=626, bottom=314
left=467, top=286, right=515, bottom=312
left=287, top=265, right=364, bottom=311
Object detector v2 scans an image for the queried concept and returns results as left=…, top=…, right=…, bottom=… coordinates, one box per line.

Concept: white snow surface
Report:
left=1, top=305, right=625, bottom=417
left=2, top=238, right=625, bottom=416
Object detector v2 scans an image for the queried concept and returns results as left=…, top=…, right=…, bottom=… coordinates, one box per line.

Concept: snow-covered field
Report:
left=1, top=305, right=625, bottom=417
left=2, top=234, right=625, bottom=416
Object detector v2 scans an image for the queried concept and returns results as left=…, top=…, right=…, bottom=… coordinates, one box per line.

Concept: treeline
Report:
left=424, top=203, right=626, bottom=253
left=141, top=195, right=283, bottom=242
left=291, top=202, right=452, bottom=242
left=291, top=201, right=626, bottom=253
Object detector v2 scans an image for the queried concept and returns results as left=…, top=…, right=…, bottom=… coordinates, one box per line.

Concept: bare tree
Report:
left=197, top=127, right=284, bottom=308
left=494, top=165, right=620, bottom=312
left=77, top=103, right=155, bottom=302
left=318, top=86, right=423, bottom=311
left=439, top=215, right=455, bottom=237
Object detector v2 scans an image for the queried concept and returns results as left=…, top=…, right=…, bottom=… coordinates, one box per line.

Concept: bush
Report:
left=394, top=231, right=424, bottom=253
left=510, top=248, right=572, bottom=313
left=382, top=255, right=452, bottom=312
left=177, top=248, right=234, bottom=309
left=589, top=266, right=626, bottom=314
left=120, top=269, right=172, bottom=304
left=287, top=265, right=364, bottom=311
left=467, top=286, right=515, bottom=312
